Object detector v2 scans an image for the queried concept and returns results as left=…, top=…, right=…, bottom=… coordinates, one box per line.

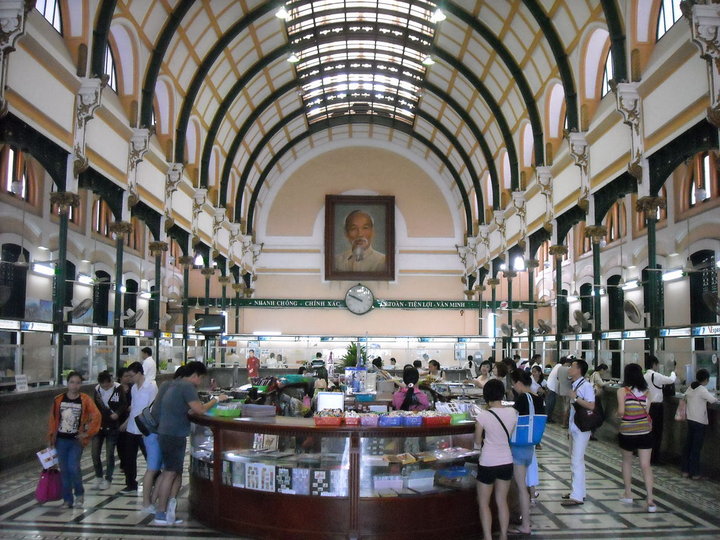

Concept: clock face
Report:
left=345, top=284, right=374, bottom=315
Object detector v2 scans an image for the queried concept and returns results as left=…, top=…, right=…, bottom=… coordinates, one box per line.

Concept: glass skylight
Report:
left=282, top=0, right=440, bottom=125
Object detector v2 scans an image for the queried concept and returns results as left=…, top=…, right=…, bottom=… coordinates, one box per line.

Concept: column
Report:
left=109, top=221, right=133, bottom=375
left=487, top=277, right=500, bottom=360
left=148, top=240, right=168, bottom=354
left=636, top=196, right=666, bottom=354
left=178, top=255, right=194, bottom=365
left=526, top=259, right=539, bottom=359
left=549, top=245, right=568, bottom=360
left=232, top=282, right=244, bottom=334
left=585, top=225, right=607, bottom=369
left=201, top=266, right=215, bottom=315
left=504, top=269, right=517, bottom=358
left=49, top=191, right=79, bottom=385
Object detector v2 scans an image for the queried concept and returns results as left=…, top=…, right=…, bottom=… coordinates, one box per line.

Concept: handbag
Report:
left=35, top=468, right=62, bottom=503
left=652, top=373, right=676, bottom=399
left=572, top=381, right=604, bottom=432
left=510, top=393, right=547, bottom=446
left=134, top=403, right=158, bottom=436
left=674, top=398, right=687, bottom=421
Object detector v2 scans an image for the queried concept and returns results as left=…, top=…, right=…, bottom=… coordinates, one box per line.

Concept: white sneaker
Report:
left=100, top=479, right=110, bottom=490
left=74, top=496, right=84, bottom=508
left=94, top=478, right=103, bottom=489
left=141, top=504, right=156, bottom=514
left=619, top=497, right=633, bottom=504
left=167, top=498, right=177, bottom=524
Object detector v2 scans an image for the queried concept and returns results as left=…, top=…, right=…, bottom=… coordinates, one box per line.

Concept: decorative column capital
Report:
left=548, top=245, right=568, bottom=258
left=243, top=287, right=255, bottom=298
left=108, top=220, right=133, bottom=236
left=635, top=196, right=666, bottom=218
left=148, top=241, right=168, bottom=256
left=200, top=267, right=215, bottom=278
left=463, top=290, right=476, bottom=300
left=231, top=283, right=245, bottom=293
left=526, top=259, right=540, bottom=269
left=50, top=191, right=80, bottom=214
left=178, top=255, right=195, bottom=267
left=474, top=285, right=486, bottom=293
left=565, top=131, right=589, bottom=176
left=584, top=225, right=608, bottom=243
left=612, top=81, right=641, bottom=132
left=165, top=163, right=184, bottom=199
left=503, top=270, right=517, bottom=279
left=686, top=3, right=720, bottom=126
left=487, top=278, right=500, bottom=287
left=127, top=128, right=151, bottom=206
left=218, top=276, right=231, bottom=285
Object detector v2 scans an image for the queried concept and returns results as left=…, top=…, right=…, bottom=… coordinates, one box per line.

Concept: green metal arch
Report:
left=240, top=114, right=473, bottom=236
left=593, top=172, right=636, bottom=226
left=601, top=0, right=628, bottom=83
left=200, top=42, right=503, bottom=210
left=139, top=0, right=195, bottom=128
left=517, top=1, right=579, bottom=131
left=173, top=2, right=277, bottom=162
left=444, top=3, right=553, bottom=156
left=89, top=0, right=117, bottom=79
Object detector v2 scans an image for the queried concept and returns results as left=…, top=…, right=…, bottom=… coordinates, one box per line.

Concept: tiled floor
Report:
left=1, top=425, right=719, bottom=539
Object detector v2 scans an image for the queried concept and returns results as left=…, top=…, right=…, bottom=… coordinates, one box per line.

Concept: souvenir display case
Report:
left=189, top=413, right=479, bottom=539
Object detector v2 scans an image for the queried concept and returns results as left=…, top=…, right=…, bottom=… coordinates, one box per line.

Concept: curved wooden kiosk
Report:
left=188, top=413, right=479, bottom=539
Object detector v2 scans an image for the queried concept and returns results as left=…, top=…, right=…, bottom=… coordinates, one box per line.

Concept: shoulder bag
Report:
left=134, top=402, right=158, bottom=436
left=572, top=380, right=604, bottom=432
left=510, top=393, right=547, bottom=446
left=652, top=373, right=676, bottom=399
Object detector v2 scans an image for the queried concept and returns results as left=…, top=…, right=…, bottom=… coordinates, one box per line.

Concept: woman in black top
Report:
left=509, top=369, right=545, bottom=535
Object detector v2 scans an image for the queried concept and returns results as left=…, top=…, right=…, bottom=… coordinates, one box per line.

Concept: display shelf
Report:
left=188, top=413, right=479, bottom=539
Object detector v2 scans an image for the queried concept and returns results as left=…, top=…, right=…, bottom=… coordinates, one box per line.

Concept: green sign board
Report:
left=188, top=297, right=528, bottom=310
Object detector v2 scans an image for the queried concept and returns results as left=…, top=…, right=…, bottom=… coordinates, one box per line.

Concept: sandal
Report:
left=508, top=528, right=532, bottom=536
left=561, top=499, right=584, bottom=506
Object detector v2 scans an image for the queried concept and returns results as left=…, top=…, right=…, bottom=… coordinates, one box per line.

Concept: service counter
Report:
left=188, top=413, right=479, bottom=540
left=595, top=385, right=720, bottom=479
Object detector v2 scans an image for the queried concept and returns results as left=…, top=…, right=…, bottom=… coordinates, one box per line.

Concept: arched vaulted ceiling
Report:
left=96, top=0, right=620, bottom=237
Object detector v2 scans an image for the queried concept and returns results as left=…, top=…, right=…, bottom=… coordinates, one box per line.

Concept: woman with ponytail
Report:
left=391, top=367, right=430, bottom=411
left=682, top=369, right=717, bottom=480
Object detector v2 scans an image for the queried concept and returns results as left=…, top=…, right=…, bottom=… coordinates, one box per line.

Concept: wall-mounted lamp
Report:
left=32, top=262, right=55, bottom=276
left=77, top=273, right=94, bottom=285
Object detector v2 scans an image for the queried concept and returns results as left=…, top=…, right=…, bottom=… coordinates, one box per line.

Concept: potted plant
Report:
left=339, top=342, right=368, bottom=369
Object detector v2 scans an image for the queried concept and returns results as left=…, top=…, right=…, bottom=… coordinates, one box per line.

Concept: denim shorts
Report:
left=511, top=444, right=535, bottom=466
left=143, top=433, right=163, bottom=471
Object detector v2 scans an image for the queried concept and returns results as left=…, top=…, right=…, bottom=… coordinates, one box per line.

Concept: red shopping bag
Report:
left=35, top=468, right=62, bottom=503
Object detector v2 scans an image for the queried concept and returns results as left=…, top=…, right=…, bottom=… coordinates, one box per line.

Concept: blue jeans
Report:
left=682, top=420, right=706, bottom=477
left=56, top=437, right=84, bottom=504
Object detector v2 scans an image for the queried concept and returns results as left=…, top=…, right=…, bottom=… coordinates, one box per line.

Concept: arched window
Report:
left=579, top=283, right=593, bottom=318
left=642, top=265, right=664, bottom=326
left=657, top=0, right=682, bottom=41
left=537, top=240, right=551, bottom=269
left=558, top=288, right=570, bottom=334
left=92, top=198, right=114, bottom=238
left=604, top=200, right=627, bottom=243
left=601, top=49, right=613, bottom=97
left=105, top=44, right=118, bottom=93
left=124, top=279, right=138, bottom=328
left=575, top=222, right=592, bottom=257
left=687, top=151, right=719, bottom=208
left=92, top=271, right=111, bottom=326
left=607, top=275, right=624, bottom=330
left=167, top=239, right=183, bottom=267
left=0, top=244, right=29, bottom=319
left=35, top=0, right=62, bottom=34
left=1, top=146, right=35, bottom=204
left=689, top=250, right=718, bottom=327
left=125, top=217, right=144, bottom=253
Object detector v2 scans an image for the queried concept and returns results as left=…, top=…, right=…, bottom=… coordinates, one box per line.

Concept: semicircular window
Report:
left=282, top=0, right=439, bottom=126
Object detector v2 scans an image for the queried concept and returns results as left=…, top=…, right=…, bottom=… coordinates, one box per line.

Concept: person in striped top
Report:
left=616, top=363, right=656, bottom=512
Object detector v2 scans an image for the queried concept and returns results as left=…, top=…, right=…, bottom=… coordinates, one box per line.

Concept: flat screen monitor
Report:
left=194, top=313, right=225, bottom=334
